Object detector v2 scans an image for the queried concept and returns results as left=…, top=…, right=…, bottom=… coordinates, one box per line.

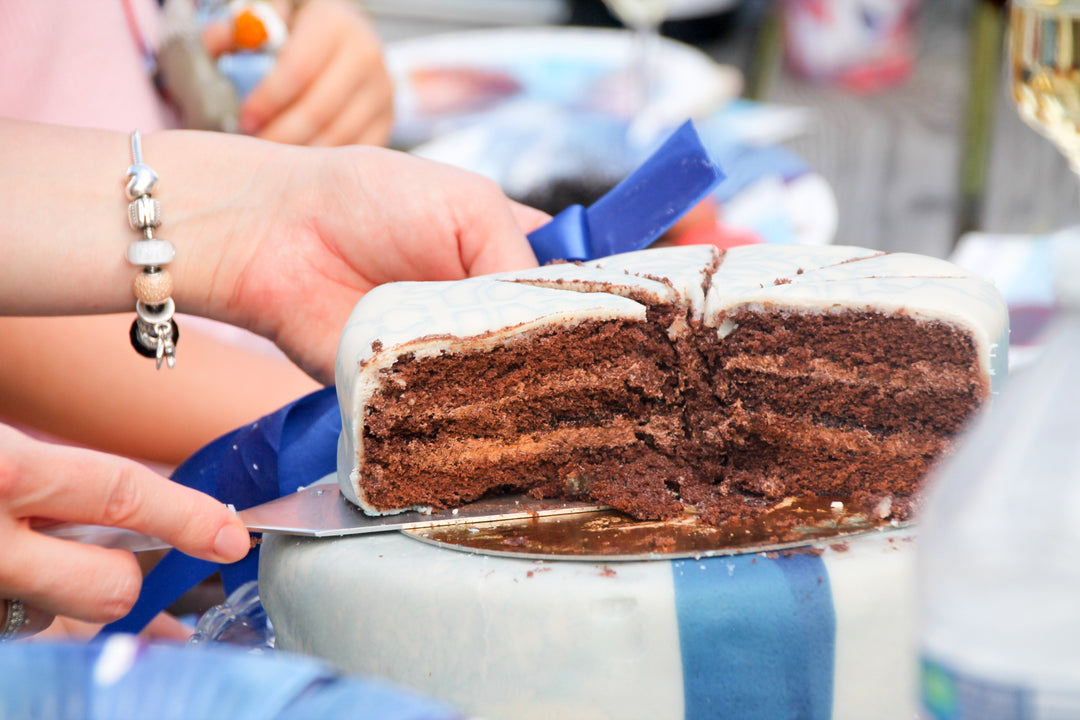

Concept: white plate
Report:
left=386, top=25, right=742, bottom=148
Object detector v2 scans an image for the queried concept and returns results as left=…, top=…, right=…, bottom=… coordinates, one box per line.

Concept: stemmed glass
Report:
left=602, top=0, right=670, bottom=144
left=1009, top=0, right=1080, bottom=174
left=1008, top=0, right=1080, bottom=309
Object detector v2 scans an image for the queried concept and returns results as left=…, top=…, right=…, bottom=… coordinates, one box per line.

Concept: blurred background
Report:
left=361, top=0, right=1078, bottom=260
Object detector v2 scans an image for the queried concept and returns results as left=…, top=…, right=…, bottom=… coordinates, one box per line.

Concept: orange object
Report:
left=666, top=197, right=719, bottom=239
left=662, top=197, right=763, bottom=250
left=673, top=220, right=762, bottom=250
left=233, top=8, right=270, bottom=50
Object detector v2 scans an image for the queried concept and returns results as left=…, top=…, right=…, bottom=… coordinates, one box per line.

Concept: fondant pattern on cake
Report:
left=335, top=244, right=1008, bottom=522
left=260, top=526, right=918, bottom=720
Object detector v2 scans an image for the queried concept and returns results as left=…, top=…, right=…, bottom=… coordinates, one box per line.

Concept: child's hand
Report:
left=203, top=0, right=394, bottom=147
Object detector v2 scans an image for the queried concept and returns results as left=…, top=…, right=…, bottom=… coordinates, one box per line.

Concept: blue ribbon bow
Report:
left=102, top=120, right=723, bottom=635
left=527, top=120, right=723, bottom=264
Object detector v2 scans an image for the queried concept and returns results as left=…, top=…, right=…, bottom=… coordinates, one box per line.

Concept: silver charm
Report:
left=153, top=321, right=177, bottom=369
left=128, top=196, right=162, bottom=233
left=125, top=163, right=159, bottom=202
left=136, top=298, right=176, bottom=326
left=131, top=315, right=179, bottom=368
left=125, top=132, right=159, bottom=200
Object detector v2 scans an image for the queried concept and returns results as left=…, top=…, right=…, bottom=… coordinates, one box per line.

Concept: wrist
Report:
left=139, top=129, right=281, bottom=329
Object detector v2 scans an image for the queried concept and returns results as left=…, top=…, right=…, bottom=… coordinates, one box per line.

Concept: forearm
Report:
left=0, top=315, right=320, bottom=466
left=0, top=121, right=131, bottom=314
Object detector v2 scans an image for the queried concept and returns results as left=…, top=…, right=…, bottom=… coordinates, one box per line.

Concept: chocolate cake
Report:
left=335, top=244, right=1008, bottom=525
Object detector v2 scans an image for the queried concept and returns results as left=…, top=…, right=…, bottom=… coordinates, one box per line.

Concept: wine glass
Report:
left=1009, top=0, right=1080, bottom=173
left=1009, top=0, right=1080, bottom=309
left=602, top=0, right=670, bottom=145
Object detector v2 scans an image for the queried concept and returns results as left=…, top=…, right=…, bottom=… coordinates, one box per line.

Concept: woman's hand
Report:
left=161, top=135, right=548, bottom=384
left=203, top=0, right=395, bottom=147
left=235, top=147, right=549, bottom=382
left=0, top=423, right=250, bottom=633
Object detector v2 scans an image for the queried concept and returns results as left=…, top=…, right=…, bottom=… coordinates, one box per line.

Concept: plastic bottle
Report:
left=917, top=314, right=1080, bottom=719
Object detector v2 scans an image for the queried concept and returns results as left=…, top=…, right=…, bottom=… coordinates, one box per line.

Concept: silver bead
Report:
left=128, top=196, right=162, bottom=231
left=136, top=297, right=175, bottom=325
left=125, top=163, right=158, bottom=200
left=126, top=238, right=176, bottom=267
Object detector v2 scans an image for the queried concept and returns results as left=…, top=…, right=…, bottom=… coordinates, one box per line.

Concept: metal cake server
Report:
left=237, top=483, right=607, bottom=537
left=37, top=481, right=608, bottom=552
left=39, top=478, right=907, bottom=560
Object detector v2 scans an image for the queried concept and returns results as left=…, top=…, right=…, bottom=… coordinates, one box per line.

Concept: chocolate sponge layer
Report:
left=358, top=307, right=987, bottom=524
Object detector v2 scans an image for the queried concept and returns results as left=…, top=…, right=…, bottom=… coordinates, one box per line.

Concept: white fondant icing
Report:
left=829, top=531, right=919, bottom=719
left=259, top=529, right=919, bottom=720
left=705, top=244, right=879, bottom=304
left=587, top=244, right=720, bottom=321
left=496, top=263, right=681, bottom=313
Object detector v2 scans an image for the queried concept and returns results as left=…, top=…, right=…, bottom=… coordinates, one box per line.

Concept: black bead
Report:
left=130, top=318, right=179, bottom=358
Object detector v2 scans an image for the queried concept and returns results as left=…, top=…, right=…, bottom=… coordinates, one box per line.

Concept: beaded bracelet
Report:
left=125, top=130, right=178, bottom=369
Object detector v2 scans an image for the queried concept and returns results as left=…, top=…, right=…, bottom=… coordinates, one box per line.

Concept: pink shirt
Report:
left=0, top=0, right=173, bottom=130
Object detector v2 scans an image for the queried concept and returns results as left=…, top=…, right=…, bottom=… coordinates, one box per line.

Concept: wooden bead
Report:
left=133, top=270, right=174, bottom=305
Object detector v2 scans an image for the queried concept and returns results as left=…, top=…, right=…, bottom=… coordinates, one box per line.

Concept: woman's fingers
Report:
left=307, top=56, right=395, bottom=147
left=0, top=424, right=250, bottom=623
left=0, top=427, right=250, bottom=564
left=140, top=611, right=195, bottom=641
left=510, top=200, right=553, bottom=235
left=0, top=532, right=143, bottom=622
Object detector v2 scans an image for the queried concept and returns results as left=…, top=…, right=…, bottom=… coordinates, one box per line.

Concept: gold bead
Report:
left=133, top=270, right=174, bottom=305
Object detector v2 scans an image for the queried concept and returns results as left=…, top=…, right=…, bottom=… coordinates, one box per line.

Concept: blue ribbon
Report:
left=100, top=388, right=340, bottom=635
left=673, top=553, right=836, bottom=719
left=102, top=120, right=723, bottom=636
left=527, top=120, right=724, bottom=263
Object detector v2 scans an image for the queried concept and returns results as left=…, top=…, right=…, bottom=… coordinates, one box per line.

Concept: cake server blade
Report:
left=37, top=484, right=609, bottom=551
left=35, top=522, right=172, bottom=553
left=237, top=483, right=608, bottom=537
